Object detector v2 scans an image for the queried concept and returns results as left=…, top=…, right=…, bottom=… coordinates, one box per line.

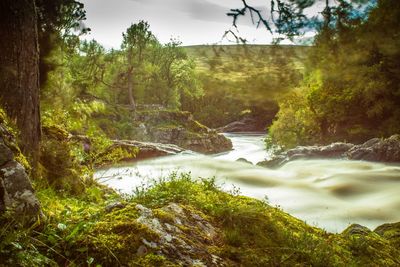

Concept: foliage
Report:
left=268, top=0, right=400, bottom=148
left=184, top=44, right=307, bottom=128
left=2, top=173, right=399, bottom=266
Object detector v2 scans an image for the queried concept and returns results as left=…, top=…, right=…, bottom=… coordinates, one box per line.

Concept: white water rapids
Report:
left=95, top=133, right=400, bottom=233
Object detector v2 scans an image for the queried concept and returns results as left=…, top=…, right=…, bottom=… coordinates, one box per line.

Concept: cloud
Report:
left=81, top=0, right=278, bottom=48
left=126, top=0, right=231, bottom=23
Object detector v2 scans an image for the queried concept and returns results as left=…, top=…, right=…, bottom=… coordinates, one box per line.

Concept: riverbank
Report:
left=2, top=129, right=400, bottom=266
left=2, top=174, right=399, bottom=266
left=258, top=134, right=400, bottom=168
left=95, top=133, right=400, bottom=233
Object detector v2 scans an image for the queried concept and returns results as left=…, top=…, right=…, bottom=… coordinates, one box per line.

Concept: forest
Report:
left=0, top=0, right=400, bottom=266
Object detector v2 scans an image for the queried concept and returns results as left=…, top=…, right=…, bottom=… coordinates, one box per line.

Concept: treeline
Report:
left=268, top=0, right=400, bottom=148
left=184, top=45, right=307, bottom=128
left=41, top=21, right=202, bottom=140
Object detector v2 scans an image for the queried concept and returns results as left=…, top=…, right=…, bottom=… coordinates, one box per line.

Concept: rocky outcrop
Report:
left=217, top=117, right=264, bottom=133
left=132, top=203, right=224, bottom=266
left=346, top=135, right=400, bottom=162
left=0, top=122, right=41, bottom=221
left=87, top=202, right=226, bottom=266
left=258, top=135, right=400, bottom=168
left=111, top=140, right=184, bottom=160
left=132, top=110, right=232, bottom=153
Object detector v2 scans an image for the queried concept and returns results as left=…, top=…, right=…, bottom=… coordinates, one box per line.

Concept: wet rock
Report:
left=257, top=135, right=400, bottom=168
left=217, top=117, right=264, bottom=133
left=236, top=158, right=252, bottom=164
left=256, top=155, right=287, bottom=169
left=112, top=140, right=184, bottom=160
left=347, top=134, right=400, bottom=162
left=286, top=142, right=353, bottom=159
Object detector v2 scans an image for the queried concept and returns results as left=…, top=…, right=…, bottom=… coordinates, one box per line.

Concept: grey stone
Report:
left=257, top=135, right=400, bottom=168
left=136, top=245, right=148, bottom=256
left=0, top=160, right=41, bottom=219
left=236, top=158, right=252, bottom=164
left=217, top=117, right=264, bottom=133
left=347, top=134, right=400, bottom=162
left=0, top=140, right=13, bottom=166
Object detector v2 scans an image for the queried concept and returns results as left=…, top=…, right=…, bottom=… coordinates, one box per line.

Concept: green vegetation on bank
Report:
left=268, top=0, right=400, bottom=148
left=2, top=1, right=400, bottom=266
left=40, top=20, right=203, bottom=146
left=1, top=174, right=399, bottom=266
left=183, top=44, right=308, bottom=128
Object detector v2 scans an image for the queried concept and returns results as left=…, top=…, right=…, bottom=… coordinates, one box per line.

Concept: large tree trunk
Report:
left=0, top=0, right=41, bottom=168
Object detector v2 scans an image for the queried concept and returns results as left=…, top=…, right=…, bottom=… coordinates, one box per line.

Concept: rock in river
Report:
left=258, top=135, right=400, bottom=168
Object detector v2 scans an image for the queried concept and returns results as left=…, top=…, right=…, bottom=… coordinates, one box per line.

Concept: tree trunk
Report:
left=127, top=68, right=136, bottom=110
left=0, top=0, right=41, bottom=168
left=127, top=49, right=136, bottom=111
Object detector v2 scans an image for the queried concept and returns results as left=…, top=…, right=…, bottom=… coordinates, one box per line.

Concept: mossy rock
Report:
left=2, top=174, right=399, bottom=266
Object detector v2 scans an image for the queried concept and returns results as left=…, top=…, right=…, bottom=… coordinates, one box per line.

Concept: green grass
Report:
left=1, top=173, right=399, bottom=266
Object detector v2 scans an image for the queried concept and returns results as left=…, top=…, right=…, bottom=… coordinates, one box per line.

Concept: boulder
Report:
left=130, top=202, right=223, bottom=266
left=217, top=117, right=264, bottom=133
left=132, top=110, right=232, bottom=154
left=347, top=134, right=400, bottom=162
left=0, top=124, right=41, bottom=222
left=257, top=135, right=400, bottom=168
left=257, top=155, right=287, bottom=169
left=286, top=142, right=353, bottom=159
left=236, top=158, right=253, bottom=164
left=112, top=140, right=184, bottom=160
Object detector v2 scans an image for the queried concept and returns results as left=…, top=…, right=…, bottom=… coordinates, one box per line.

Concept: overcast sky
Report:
left=80, top=0, right=321, bottom=49
left=82, top=0, right=290, bottom=48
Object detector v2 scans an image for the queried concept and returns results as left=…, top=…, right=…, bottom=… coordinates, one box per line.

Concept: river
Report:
left=95, top=133, right=400, bottom=233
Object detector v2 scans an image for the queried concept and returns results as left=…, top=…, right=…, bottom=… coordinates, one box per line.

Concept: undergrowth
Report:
left=1, top=173, right=399, bottom=266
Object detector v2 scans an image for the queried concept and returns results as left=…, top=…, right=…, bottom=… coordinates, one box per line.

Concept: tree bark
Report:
left=127, top=49, right=136, bottom=111
left=127, top=68, right=136, bottom=110
left=0, top=0, right=41, bottom=168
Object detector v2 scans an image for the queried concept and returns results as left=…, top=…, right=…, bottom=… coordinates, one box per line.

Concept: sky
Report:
left=80, top=0, right=321, bottom=49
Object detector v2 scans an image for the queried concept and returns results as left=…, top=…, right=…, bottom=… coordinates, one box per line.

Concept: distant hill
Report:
left=181, top=44, right=312, bottom=128
left=183, top=44, right=311, bottom=81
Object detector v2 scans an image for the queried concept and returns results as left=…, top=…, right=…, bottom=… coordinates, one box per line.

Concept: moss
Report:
left=153, top=209, right=176, bottom=224
left=94, top=145, right=139, bottom=167
left=1, top=173, right=399, bottom=266
left=129, top=254, right=177, bottom=266
left=0, top=107, right=31, bottom=171
left=375, top=222, right=400, bottom=248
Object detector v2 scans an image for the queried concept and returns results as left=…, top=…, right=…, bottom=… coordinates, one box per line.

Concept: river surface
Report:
left=95, top=133, right=400, bottom=233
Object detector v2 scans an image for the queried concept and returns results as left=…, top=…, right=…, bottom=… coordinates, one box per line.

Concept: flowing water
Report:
left=95, top=133, right=400, bottom=233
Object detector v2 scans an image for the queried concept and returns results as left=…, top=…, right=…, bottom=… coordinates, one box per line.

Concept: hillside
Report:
left=184, top=44, right=310, bottom=76
left=182, top=45, right=311, bottom=129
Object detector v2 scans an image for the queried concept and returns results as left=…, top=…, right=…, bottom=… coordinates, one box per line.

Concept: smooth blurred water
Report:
left=95, top=133, right=400, bottom=233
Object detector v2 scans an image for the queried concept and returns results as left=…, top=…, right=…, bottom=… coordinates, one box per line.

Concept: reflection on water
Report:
left=95, top=133, right=400, bottom=233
